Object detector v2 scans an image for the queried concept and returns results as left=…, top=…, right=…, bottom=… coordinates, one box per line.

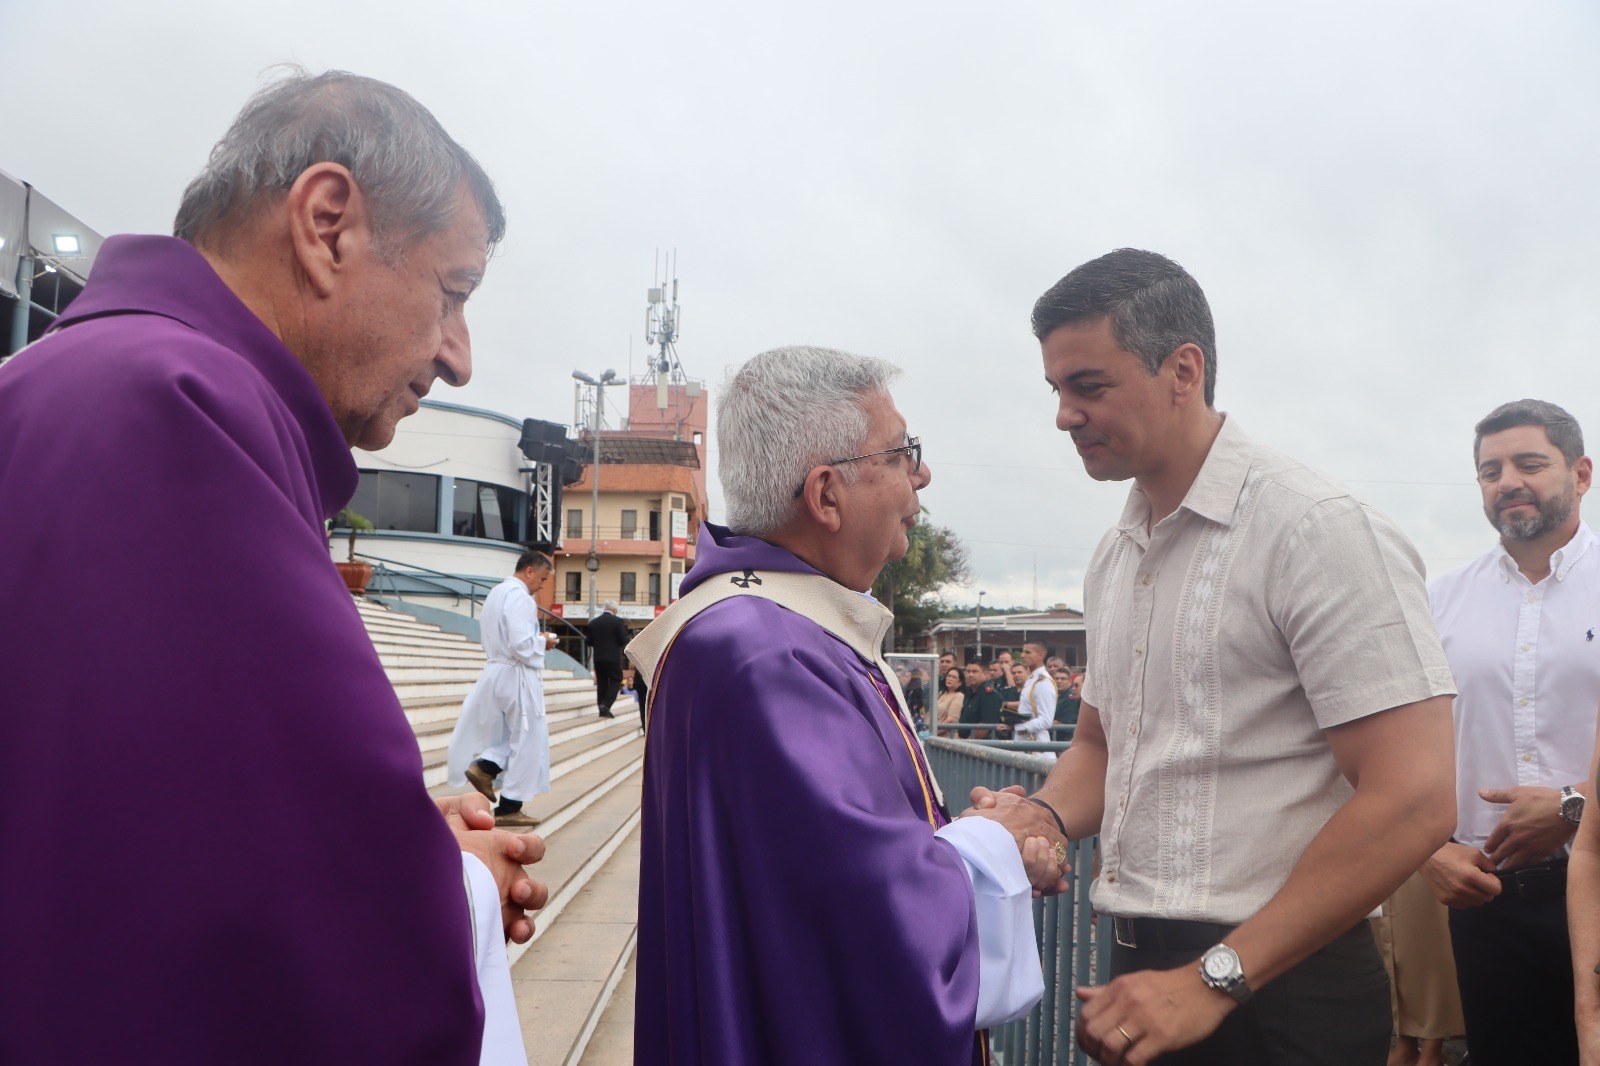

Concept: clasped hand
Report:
left=436, top=793, right=549, bottom=943
left=963, top=785, right=1071, bottom=895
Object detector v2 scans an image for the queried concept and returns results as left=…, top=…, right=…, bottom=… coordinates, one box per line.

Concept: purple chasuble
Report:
left=634, top=523, right=983, bottom=1064
left=0, top=236, right=482, bottom=1063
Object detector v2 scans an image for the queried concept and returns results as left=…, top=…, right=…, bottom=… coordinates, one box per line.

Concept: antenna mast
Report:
left=645, top=249, right=689, bottom=413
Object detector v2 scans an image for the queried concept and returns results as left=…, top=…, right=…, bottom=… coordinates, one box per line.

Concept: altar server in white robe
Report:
left=448, top=551, right=557, bottom=828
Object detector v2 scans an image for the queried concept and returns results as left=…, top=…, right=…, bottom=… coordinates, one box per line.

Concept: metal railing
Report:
left=924, top=737, right=1110, bottom=1066
left=353, top=551, right=590, bottom=660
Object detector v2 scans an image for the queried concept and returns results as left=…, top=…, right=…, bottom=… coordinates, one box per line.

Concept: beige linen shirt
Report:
left=1081, top=416, right=1455, bottom=925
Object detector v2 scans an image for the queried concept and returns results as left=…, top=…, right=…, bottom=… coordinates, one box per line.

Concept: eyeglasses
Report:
left=792, top=436, right=922, bottom=498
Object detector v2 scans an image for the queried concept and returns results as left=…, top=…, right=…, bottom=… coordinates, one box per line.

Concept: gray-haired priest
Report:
left=629, top=345, right=1065, bottom=1064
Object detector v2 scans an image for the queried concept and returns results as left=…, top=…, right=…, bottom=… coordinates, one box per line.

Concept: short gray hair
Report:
left=718, top=346, right=901, bottom=537
left=174, top=67, right=505, bottom=258
left=1474, top=399, right=1585, bottom=466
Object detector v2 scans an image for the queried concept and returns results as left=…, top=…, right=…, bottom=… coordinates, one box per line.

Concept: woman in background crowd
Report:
left=936, top=666, right=965, bottom=737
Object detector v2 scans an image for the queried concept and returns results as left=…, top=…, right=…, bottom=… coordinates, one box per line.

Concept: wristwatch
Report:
left=1198, top=943, right=1253, bottom=1004
left=1560, top=785, right=1585, bottom=827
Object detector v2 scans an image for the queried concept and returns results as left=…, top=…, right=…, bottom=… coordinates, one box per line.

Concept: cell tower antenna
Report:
left=644, top=250, right=687, bottom=415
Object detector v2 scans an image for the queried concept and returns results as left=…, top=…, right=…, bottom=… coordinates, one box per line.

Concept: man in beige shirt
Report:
left=974, top=248, right=1457, bottom=1065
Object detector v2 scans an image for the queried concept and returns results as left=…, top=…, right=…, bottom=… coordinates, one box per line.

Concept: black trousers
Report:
left=1108, top=922, right=1390, bottom=1065
left=594, top=658, right=622, bottom=713
left=1448, top=885, right=1578, bottom=1066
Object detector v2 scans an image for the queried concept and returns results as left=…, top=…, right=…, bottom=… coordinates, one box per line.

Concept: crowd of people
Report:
left=927, top=648, right=1083, bottom=739
left=6, top=61, right=1600, bottom=1066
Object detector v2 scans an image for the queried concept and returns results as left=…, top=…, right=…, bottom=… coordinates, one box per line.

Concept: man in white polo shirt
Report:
left=977, top=248, right=1458, bottom=1065
left=1423, top=399, right=1596, bottom=1066
left=1011, top=642, right=1057, bottom=741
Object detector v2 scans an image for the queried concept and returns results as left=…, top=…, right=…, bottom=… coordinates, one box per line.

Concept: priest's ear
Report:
left=794, top=465, right=845, bottom=533
left=285, top=162, right=377, bottom=299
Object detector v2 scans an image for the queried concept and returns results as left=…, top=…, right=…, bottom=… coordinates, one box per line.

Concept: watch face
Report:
left=1203, top=948, right=1237, bottom=979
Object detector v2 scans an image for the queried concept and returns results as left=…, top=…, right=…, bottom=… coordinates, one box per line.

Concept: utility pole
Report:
left=571, top=368, right=617, bottom=634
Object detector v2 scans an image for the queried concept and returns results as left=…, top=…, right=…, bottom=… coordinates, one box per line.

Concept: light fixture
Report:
left=51, top=233, right=80, bottom=255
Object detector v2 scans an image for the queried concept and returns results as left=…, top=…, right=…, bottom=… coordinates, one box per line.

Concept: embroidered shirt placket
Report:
left=1105, top=521, right=1162, bottom=891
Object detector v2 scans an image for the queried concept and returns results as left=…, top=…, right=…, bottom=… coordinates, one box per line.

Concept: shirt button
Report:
left=1106, top=871, right=1117, bottom=882
left=1520, top=643, right=1531, bottom=652
left=1130, top=723, right=1139, bottom=736
left=1528, top=594, right=1537, bottom=603
left=1520, top=697, right=1530, bottom=706
left=1522, top=753, right=1534, bottom=762
left=1133, top=647, right=1143, bottom=657
left=1140, top=573, right=1152, bottom=586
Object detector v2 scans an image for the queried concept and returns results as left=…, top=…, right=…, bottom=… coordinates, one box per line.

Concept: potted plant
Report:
left=330, top=507, right=375, bottom=595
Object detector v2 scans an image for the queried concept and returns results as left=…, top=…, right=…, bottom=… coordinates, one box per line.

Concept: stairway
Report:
left=355, top=598, right=643, bottom=1066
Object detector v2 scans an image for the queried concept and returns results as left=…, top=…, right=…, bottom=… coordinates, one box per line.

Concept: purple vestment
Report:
left=0, top=236, right=482, bottom=1062
left=634, top=523, right=983, bottom=1065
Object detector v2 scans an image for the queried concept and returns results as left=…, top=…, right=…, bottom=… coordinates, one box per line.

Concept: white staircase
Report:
left=355, top=598, right=642, bottom=1066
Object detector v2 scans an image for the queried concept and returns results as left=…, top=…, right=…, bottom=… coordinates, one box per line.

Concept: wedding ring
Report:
left=1116, top=1024, right=1134, bottom=1045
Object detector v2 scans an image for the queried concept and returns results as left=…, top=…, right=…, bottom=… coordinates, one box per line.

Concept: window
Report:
left=565, top=572, right=582, bottom=602
left=566, top=509, right=583, bottom=539
left=648, top=510, right=661, bottom=541
left=620, top=509, right=638, bottom=539
left=452, top=479, right=529, bottom=543
left=620, top=572, right=637, bottom=602
left=648, top=572, right=661, bottom=606
left=350, top=471, right=440, bottom=533
left=670, top=495, right=685, bottom=509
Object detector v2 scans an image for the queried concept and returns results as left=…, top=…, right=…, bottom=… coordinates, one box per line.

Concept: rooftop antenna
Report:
left=645, top=248, right=692, bottom=418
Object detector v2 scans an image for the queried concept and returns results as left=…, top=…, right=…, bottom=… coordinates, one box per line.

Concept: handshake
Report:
left=962, top=784, right=1074, bottom=896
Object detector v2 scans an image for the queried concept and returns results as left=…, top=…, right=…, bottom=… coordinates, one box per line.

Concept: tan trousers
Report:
left=1372, top=870, right=1465, bottom=1040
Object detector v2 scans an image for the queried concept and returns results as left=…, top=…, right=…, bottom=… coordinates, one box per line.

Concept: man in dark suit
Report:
left=586, top=600, right=632, bottom=719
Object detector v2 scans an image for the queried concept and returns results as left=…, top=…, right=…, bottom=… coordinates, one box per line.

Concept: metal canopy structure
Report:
left=2, top=170, right=105, bottom=357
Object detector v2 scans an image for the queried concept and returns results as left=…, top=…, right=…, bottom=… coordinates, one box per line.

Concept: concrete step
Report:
left=375, top=646, right=487, bottom=667
left=420, top=706, right=642, bottom=789
left=404, top=689, right=619, bottom=733
left=576, top=946, right=636, bottom=1066
left=510, top=801, right=642, bottom=1066
left=358, top=612, right=476, bottom=639
left=415, top=700, right=640, bottom=759
left=366, top=629, right=481, bottom=651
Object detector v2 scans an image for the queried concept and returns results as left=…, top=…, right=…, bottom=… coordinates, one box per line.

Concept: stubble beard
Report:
left=1487, top=483, right=1576, bottom=541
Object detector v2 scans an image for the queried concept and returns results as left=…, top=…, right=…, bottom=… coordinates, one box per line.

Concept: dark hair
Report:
left=516, top=551, right=553, bottom=573
left=1473, top=399, right=1585, bottom=466
left=943, top=666, right=965, bottom=691
left=1031, top=248, right=1217, bottom=406
left=175, top=68, right=505, bottom=258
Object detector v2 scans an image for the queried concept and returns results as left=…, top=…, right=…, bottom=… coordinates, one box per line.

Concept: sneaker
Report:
left=465, top=764, right=498, bottom=804
left=494, top=810, right=542, bottom=828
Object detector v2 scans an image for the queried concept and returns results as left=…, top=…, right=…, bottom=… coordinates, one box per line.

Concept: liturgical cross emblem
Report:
left=730, top=570, right=763, bottom=588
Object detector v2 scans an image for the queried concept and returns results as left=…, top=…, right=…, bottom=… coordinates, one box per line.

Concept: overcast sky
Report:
left=9, top=1, right=1600, bottom=609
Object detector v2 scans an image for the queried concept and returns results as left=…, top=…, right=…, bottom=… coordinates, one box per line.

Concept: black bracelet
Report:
left=1027, top=796, right=1068, bottom=840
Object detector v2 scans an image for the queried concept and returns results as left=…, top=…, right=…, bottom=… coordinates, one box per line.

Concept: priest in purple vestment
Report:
left=627, top=346, right=1066, bottom=1065
left=0, top=71, right=542, bottom=1064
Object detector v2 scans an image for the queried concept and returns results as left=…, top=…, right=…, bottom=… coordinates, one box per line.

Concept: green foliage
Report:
left=333, top=507, right=375, bottom=532
left=873, top=514, right=971, bottom=649
left=331, top=507, right=374, bottom=562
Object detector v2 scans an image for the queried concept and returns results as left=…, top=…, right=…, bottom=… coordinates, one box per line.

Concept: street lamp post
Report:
left=975, top=590, right=986, bottom=663
left=572, top=368, right=617, bottom=636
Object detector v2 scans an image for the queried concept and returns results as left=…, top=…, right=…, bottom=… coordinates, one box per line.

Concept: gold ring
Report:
left=1053, top=840, right=1068, bottom=869
left=1116, top=1024, right=1134, bottom=1045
